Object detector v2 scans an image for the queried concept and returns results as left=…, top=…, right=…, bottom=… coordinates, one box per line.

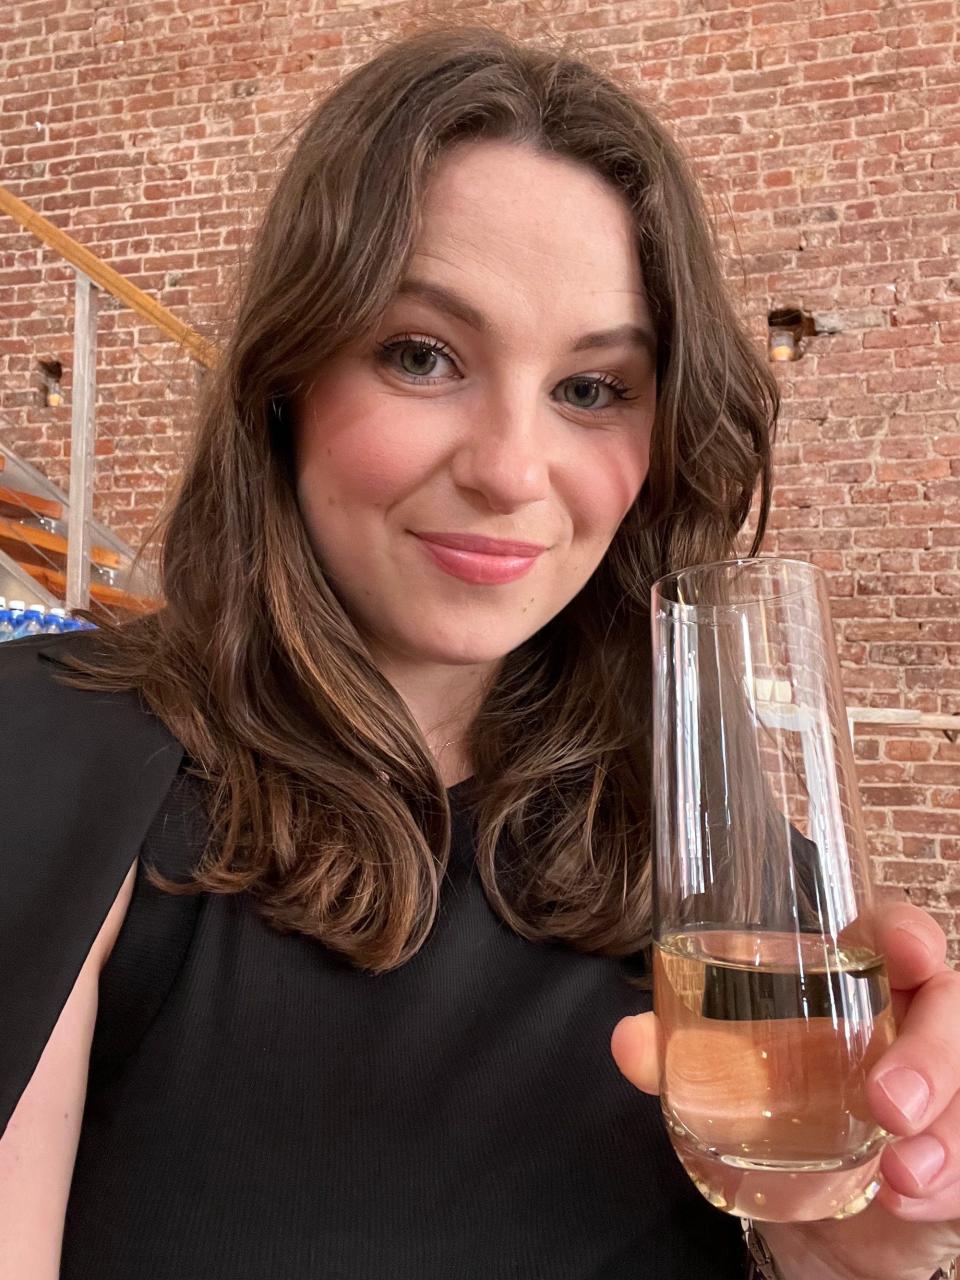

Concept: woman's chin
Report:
left=381, top=627, right=527, bottom=671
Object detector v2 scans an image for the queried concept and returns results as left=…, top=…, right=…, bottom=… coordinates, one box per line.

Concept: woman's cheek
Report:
left=568, top=436, right=650, bottom=535
left=325, top=400, right=447, bottom=508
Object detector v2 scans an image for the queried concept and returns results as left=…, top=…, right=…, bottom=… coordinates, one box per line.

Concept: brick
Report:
left=884, top=739, right=936, bottom=762
left=875, top=855, right=957, bottom=883
left=863, top=785, right=929, bottom=807
left=892, top=810, right=960, bottom=836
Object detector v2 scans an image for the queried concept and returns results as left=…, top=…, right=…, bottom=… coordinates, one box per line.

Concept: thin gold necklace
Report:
left=375, top=738, right=463, bottom=786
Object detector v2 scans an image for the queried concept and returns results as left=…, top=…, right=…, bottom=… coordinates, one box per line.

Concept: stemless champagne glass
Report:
left=650, top=557, right=896, bottom=1224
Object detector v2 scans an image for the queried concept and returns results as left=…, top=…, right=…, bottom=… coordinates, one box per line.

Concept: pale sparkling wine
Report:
left=653, top=929, right=896, bottom=1222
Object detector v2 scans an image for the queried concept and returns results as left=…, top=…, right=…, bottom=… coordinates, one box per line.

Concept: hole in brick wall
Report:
left=37, top=357, right=63, bottom=408
left=767, top=308, right=815, bottom=362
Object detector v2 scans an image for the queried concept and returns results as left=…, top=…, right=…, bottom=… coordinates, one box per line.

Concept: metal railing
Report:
left=0, top=183, right=216, bottom=614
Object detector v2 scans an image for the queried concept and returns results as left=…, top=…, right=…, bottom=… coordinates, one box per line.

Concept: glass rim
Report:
left=651, top=555, right=825, bottom=620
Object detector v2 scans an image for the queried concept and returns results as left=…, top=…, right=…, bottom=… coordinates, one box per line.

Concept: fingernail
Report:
left=894, top=919, right=933, bottom=946
left=895, top=1134, right=946, bottom=1189
left=877, top=1068, right=931, bottom=1125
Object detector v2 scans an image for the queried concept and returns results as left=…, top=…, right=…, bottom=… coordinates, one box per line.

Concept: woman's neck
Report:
left=369, top=647, right=496, bottom=785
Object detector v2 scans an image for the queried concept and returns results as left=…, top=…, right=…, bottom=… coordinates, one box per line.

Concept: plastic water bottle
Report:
left=11, top=604, right=46, bottom=639
left=0, top=605, right=14, bottom=642
left=7, top=600, right=25, bottom=629
left=42, top=607, right=67, bottom=633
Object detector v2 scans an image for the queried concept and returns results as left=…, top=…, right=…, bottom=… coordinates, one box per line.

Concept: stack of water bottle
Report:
left=0, top=596, right=97, bottom=642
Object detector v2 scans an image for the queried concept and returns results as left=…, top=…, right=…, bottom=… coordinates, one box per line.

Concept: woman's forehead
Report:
left=396, top=141, right=653, bottom=349
left=418, top=139, right=638, bottom=262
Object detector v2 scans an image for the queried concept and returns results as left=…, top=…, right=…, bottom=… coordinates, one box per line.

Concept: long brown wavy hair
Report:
left=59, top=24, right=779, bottom=974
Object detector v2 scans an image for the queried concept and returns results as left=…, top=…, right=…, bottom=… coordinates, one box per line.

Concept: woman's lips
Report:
left=412, top=532, right=545, bottom=585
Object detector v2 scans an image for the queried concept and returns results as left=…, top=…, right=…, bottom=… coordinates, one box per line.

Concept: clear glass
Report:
left=650, top=557, right=894, bottom=1223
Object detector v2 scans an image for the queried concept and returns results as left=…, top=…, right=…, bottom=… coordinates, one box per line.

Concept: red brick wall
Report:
left=1, top=0, right=958, bottom=952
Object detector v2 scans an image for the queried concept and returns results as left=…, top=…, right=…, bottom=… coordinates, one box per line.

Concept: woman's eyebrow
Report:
left=395, top=277, right=658, bottom=361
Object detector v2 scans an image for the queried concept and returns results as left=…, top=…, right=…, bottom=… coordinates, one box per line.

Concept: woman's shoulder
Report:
left=0, top=628, right=113, bottom=714
left=0, top=627, right=94, bottom=677
left=1, top=627, right=135, bottom=707
left=0, top=629, right=184, bottom=761
left=0, top=629, right=187, bottom=875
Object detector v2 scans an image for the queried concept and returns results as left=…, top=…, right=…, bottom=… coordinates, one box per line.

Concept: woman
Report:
left=1, top=25, right=958, bottom=1280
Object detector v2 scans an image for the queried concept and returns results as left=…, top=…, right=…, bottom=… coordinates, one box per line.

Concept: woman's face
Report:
left=293, top=139, right=658, bottom=674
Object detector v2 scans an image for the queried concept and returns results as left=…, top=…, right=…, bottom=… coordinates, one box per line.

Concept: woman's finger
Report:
left=876, top=1173, right=960, bottom=1226
left=875, top=902, right=948, bottom=992
left=882, top=1084, right=960, bottom=1201
left=868, top=968, right=960, bottom=1137
left=610, top=1011, right=661, bottom=1095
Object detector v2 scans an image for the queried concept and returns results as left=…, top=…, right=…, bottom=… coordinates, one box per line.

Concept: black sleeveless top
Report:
left=0, top=632, right=747, bottom=1279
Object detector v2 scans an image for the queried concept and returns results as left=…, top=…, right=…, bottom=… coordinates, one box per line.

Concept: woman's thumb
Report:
left=610, top=1011, right=662, bottom=1095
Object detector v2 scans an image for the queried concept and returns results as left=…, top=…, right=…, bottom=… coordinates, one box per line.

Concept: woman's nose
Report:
left=449, top=391, right=551, bottom=513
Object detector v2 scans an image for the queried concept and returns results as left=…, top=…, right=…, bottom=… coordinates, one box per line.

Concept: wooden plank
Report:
left=0, top=185, right=216, bottom=368
left=23, top=563, right=156, bottom=615
left=0, top=514, right=121, bottom=570
left=0, top=485, right=62, bottom=521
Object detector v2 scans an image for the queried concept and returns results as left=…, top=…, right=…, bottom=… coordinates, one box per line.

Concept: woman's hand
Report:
left=610, top=901, right=960, bottom=1280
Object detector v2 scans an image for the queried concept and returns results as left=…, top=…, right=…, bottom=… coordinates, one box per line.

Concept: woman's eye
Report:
left=377, top=336, right=458, bottom=382
left=556, top=376, right=632, bottom=412
left=376, top=332, right=640, bottom=412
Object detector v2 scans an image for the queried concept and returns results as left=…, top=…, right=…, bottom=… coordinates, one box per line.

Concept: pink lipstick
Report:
left=412, top=531, right=545, bottom=586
